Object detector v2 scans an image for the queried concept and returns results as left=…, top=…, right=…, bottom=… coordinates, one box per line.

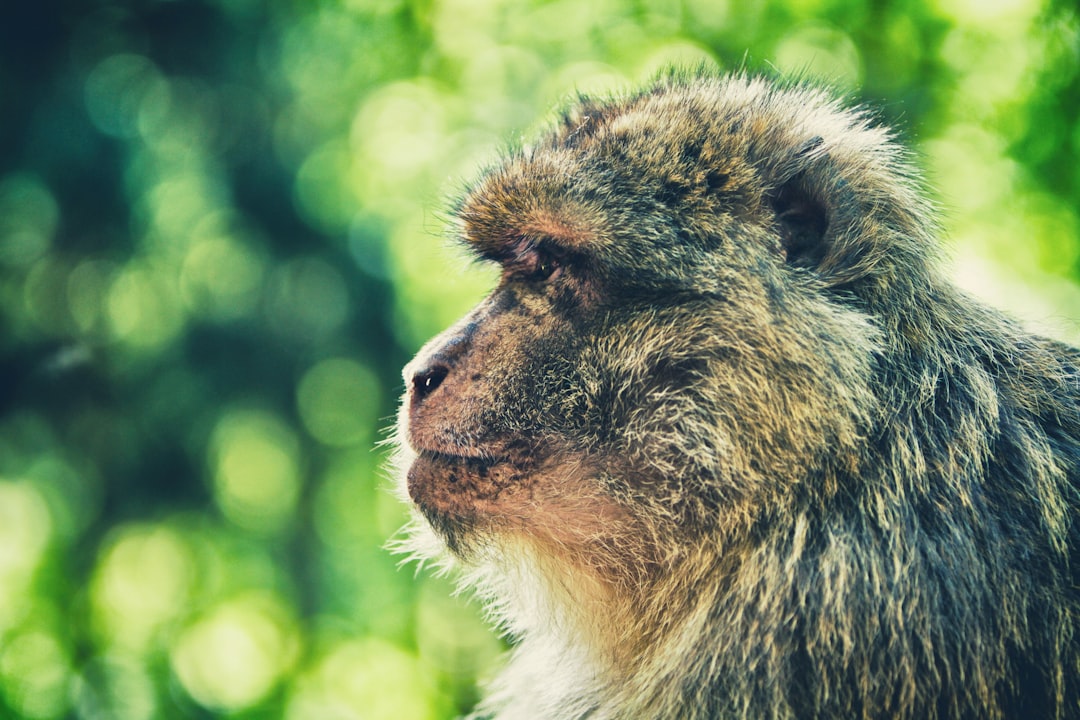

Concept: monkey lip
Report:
left=413, top=448, right=505, bottom=469
left=405, top=430, right=520, bottom=465
left=404, top=424, right=496, bottom=459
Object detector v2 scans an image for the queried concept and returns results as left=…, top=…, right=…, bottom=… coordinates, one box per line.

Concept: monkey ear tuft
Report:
left=772, top=178, right=829, bottom=269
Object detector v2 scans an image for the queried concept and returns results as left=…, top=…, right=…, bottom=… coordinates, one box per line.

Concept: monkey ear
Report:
left=772, top=178, right=829, bottom=269
left=770, top=136, right=862, bottom=276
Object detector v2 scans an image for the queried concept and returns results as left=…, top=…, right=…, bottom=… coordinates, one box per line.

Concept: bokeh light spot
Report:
left=937, top=29, right=1031, bottom=112
left=285, top=637, right=443, bottom=720
left=106, top=261, right=186, bottom=349
left=171, top=592, right=298, bottom=713
left=774, top=24, right=863, bottom=87
left=140, top=173, right=227, bottom=248
left=0, top=629, right=72, bottom=720
left=430, top=0, right=500, bottom=58
left=84, top=54, right=167, bottom=139
left=0, top=481, right=53, bottom=620
left=313, top=450, right=379, bottom=549
left=297, top=358, right=381, bottom=447
left=180, top=228, right=264, bottom=321
left=684, top=0, right=732, bottom=31
left=544, top=61, right=630, bottom=102
left=352, top=82, right=450, bottom=182
left=416, top=578, right=503, bottom=684
left=25, top=456, right=101, bottom=543
left=923, top=125, right=1016, bottom=213
left=0, top=174, right=58, bottom=267
left=931, top=0, right=1041, bottom=26
left=388, top=220, right=499, bottom=350
left=90, top=524, right=195, bottom=652
left=294, top=138, right=355, bottom=234
left=210, top=409, right=302, bottom=533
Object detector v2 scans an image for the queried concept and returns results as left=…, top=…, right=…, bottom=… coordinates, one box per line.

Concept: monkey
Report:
left=393, top=71, right=1080, bottom=719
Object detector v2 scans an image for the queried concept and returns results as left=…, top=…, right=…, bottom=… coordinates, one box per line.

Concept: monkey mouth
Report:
left=413, top=446, right=501, bottom=464
left=405, top=429, right=539, bottom=467
left=405, top=445, right=537, bottom=522
left=413, top=448, right=505, bottom=473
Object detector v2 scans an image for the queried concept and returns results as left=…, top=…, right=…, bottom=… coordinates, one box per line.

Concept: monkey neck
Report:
left=467, top=527, right=762, bottom=716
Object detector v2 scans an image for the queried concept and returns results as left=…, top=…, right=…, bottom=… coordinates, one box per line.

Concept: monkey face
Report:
left=400, top=233, right=627, bottom=555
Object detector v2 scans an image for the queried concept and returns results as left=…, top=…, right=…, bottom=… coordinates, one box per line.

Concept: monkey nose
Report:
left=411, top=364, right=449, bottom=403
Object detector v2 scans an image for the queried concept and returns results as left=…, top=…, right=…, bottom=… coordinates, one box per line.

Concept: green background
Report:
left=1, top=0, right=1078, bottom=717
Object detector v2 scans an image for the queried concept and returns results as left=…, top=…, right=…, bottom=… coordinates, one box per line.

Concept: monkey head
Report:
left=395, top=73, right=927, bottom=596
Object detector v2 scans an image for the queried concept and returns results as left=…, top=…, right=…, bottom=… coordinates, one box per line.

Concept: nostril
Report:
left=412, top=365, right=449, bottom=402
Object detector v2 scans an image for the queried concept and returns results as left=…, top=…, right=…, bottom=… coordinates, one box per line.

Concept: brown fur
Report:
left=394, top=72, right=1080, bottom=719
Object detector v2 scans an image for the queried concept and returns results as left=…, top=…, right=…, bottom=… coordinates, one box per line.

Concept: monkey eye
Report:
left=530, top=254, right=561, bottom=282
left=500, top=236, right=565, bottom=284
left=518, top=248, right=562, bottom=283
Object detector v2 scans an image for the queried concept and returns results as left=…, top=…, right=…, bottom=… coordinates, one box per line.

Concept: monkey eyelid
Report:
left=513, top=248, right=563, bottom=284
left=501, top=236, right=565, bottom=284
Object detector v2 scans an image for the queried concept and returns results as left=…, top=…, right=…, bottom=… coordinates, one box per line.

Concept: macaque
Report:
left=395, top=72, right=1080, bottom=719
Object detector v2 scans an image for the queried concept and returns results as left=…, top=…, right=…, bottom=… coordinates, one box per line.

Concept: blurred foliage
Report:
left=0, top=0, right=1077, bottom=718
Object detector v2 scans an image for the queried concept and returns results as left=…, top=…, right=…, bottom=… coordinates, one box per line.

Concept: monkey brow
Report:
left=460, top=199, right=597, bottom=256
left=462, top=229, right=560, bottom=265
left=456, top=231, right=522, bottom=265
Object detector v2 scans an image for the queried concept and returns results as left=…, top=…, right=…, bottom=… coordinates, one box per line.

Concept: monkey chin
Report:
left=404, top=449, right=524, bottom=553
